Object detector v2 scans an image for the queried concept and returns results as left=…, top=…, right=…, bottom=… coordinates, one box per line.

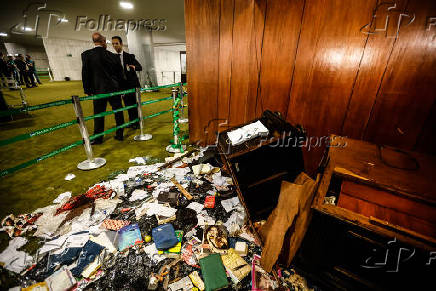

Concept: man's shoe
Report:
left=90, top=139, right=103, bottom=145
left=114, top=135, right=124, bottom=141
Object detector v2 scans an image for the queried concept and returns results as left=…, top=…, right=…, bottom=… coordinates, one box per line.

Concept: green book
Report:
left=199, top=253, right=229, bottom=291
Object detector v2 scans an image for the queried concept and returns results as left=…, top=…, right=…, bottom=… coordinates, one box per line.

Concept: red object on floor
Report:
left=204, top=196, right=216, bottom=208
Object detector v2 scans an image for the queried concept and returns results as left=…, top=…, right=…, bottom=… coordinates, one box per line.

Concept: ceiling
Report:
left=0, top=0, right=185, bottom=47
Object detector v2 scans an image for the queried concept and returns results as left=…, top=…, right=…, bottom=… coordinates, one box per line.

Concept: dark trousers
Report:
left=0, top=71, right=8, bottom=87
left=122, top=92, right=139, bottom=123
left=19, top=70, right=35, bottom=87
left=31, top=71, right=41, bottom=84
left=93, top=96, right=124, bottom=141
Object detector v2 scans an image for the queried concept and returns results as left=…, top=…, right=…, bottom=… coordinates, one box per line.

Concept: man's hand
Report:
left=128, top=64, right=135, bottom=71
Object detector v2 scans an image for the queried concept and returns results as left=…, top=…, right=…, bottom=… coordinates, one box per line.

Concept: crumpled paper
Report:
left=227, top=120, right=269, bottom=146
left=196, top=210, right=215, bottom=226
left=45, top=265, right=76, bottom=291
left=65, top=173, right=76, bottom=181
left=224, top=210, right=246, bottom=236
left=221, top=197, right=242, bottom=213
left=53, top=192, right=72, bottom=204
left=0, top=237, right=33, bottom=273
left=129, top=189, right=149, bottom=202
left=33, top=205, right=68, bottom=238
left=144, top=243, right=166, bottom=263
left=187, top=202, right=204, bottom=213
left=129, top=157, right=149, bottom=164
left=135, top=202, right=177, bottom=220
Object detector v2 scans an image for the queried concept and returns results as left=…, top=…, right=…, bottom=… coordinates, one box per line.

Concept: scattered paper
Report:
left=135, top=201, right=177, bottom=220
left=144, top=243, right=166, bottom=263
left=45, top=265, right=76, bottom=291
left=187, top=202, right=204, bottom=213
left=129, top=157, right=148, bottom=164
left=53, top=192, right=72, bottom=204
left=221, top=197, right=241, bottom=212
left=0, top=237, right=33, bottom=273
left=168, top=276, right=194, bottom=291
left=196, top=210, right=215, bottom=226
left=129, top=189, right=149, bottom=202
left=227, top=120, right=269, bottom=146
left=65, top=173, right=76, bottom=181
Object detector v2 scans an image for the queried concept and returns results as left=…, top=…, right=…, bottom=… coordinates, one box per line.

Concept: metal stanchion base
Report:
left=134, top=134, right=153, bottom=141
left=166, top=144, right=187, bottom=153
left=179, top=118, right=189, bottom=123
left=77, top=157, right=106, bottom=170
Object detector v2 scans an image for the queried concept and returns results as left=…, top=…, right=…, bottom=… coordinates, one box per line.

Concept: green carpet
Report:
left=0, top=81, right=189, bottom=219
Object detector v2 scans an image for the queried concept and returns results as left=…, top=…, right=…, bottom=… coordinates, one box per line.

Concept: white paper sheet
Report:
left=53, top=192, right=72, bottom=204
left=129, top=189, right=149, bottom=202
left=187, top=202, right=204, bottom=213
left=221, top=197, right=241, bottom=212
left=0, top=237, right=33, bottom=273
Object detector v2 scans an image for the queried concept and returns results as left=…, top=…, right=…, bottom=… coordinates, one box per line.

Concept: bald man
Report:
left=81, top=32, right=125, bottom=144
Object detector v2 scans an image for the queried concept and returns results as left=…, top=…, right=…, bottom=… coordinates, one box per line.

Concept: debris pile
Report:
left=0, top=148, right=318, bottom=290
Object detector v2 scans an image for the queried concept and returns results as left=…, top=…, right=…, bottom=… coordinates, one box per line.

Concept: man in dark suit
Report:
left=15, top=54, right=36, bottom=88
left=111, top=36, right=142, bottom=129
left=81, top=32, right=124, bottom=144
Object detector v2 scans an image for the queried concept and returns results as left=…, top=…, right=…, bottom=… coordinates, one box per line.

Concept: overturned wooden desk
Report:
left=296, top=136, right=436, bottom=291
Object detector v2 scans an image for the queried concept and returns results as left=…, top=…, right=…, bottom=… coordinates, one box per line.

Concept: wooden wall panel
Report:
left=217, top=0, right=235, bottom=132
left=185, top=0, right=220, bottom=145
left=415, top=100, right=436, bottom=153
left=228, top=0, right=256, bottom=128
left=364, top=0, right=436, bottom=149
left=257, top=0, right=305, bottom=117
left=341, top=0, right=408, bottom=139
left=185, top=0, right=436, bottom=171
left=286, top=0, right=376, bottom=172
left=245, top=0, right=266, bottom=121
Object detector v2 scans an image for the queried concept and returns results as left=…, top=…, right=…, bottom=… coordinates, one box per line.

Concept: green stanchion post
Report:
left=166, top=87, right=186, bottom=153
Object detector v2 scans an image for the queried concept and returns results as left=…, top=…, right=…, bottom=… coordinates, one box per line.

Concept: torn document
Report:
left=0, top=237, right=33, bottom=273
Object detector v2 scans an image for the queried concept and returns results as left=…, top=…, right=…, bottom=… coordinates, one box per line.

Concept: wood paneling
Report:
left=286, top=0, right=376, bottom=172
left=364, top=0, right=436, bottom=149
left=228, top=0, right=256, bottom=127
left=245, top=0, right=266, bottom=121
left=185, top=0, right=436, bottom=172
left=185, top=0, right=220, bottom=145
left=217, top=0, right=234, bottom=132
left=257, top=0, right=305, bottom=117
left=341, top=0, right=408, bottom=139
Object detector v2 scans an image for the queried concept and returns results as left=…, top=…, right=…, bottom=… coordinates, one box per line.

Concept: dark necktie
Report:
left=118, top=54, right=126, bottom=80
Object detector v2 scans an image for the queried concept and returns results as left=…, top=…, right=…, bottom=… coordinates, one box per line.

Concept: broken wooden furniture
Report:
left=217, top=110, right=306, bottom=257
left=295, top=136, right=436, bottom=290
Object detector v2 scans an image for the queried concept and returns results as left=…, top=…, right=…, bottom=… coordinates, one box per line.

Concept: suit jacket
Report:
left=117, top=51, right=142, bottom=89
left=15, top=59, right=27, bottom=72
left=0, top=59, right=8, bottom=74
left=81, top=47, right=123, bottom=95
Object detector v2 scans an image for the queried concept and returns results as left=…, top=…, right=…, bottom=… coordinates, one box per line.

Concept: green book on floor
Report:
left=199, top=253, right=229, bottom=291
